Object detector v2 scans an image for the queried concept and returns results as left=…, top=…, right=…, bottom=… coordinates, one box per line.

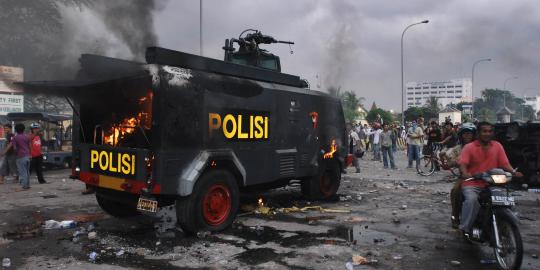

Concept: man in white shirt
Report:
left=348, top=125, right=362, bottom=173
left=366, top=123, right=383, bottom=161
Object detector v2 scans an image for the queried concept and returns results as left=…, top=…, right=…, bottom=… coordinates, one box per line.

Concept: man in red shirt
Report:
left=29, top=123, right=46, bottom=184
left=458, top=122, right=521, bottom=234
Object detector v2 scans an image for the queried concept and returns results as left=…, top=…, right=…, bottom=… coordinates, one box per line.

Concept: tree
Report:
left=424, top=96, right=441, bottom=114
left=366, top=108, right=393, bottom=125
left=340, top=90, right=365, bottom=123
left=472, top=88, right=532, bottom=121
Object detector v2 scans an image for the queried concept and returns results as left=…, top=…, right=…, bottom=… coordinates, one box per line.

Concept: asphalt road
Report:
left=0, top=151, right=539, bottom=269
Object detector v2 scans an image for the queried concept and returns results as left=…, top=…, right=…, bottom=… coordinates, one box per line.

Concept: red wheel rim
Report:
left=202, top=183, right=232, bottom=226
left=319, top=172, right=333, bottom=197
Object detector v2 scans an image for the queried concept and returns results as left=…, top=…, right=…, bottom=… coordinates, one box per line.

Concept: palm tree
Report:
left=424, top=96, right=441, bottom=113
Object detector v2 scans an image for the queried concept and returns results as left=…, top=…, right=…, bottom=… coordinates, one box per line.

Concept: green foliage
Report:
left=366, top=108, right=393, bottom=124
left=473, top=88, right=534, bottom=121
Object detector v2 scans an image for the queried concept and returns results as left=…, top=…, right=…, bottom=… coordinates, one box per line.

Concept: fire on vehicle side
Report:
left=20, top=31, right=347, bottom=233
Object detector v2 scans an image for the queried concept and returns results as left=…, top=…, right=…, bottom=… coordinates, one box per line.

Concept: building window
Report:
left=447, top=90, right=454, bottom=93
left=407, top=87, right=413, bottom=90
left=423, top=91, right=430, bottom=94
left=431, top=86, right=437, bottom=89
left=456, top=90, right=462, bottom=93
left=447, top=85, right=454, bottom=88
left=423, top=87, right=429, bottom=89
left=456, top=95, right=462, bottom=98
left=415, top=87, right=421, bottom=89
left=415, top=92, right=421, bottom=94
left=431, top=91, right=437, bottom=94
left=438, top=86, right=445, bottom=88
left=407, top=97, right=413, bottom=100
left=455, top=85, right=462, bottom=88
left=407, top=103, right=413, bottom=106
left=439, top=91, right=445, bottom=94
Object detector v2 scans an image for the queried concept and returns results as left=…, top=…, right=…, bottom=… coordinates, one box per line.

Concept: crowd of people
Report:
left=0, top=123, right=46, bottom=190
left=346, top=117, right=482, bottom=173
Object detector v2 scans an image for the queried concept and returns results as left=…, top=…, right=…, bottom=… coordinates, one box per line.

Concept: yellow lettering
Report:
left=108, top=152, right=117, bottom=172
left=117, top=153, right=122, bottom=173
left=132, top=155, right=136, bottom=175
left=121, top=154, right=130, bottom=175
left=90, top=150, right=99, bottom=169
left=237, top=115, right=248, bottom=139
left=250, top=115, right=254, bottom=138
left=208, top=113, right=221, bottom=136
left=254, top=116, right=264, bottom=139
left=222, top=114, right=237, bottom=139
left=99, top=151, right=108, bottom=171
left=264, top=116, right=268, bottom=139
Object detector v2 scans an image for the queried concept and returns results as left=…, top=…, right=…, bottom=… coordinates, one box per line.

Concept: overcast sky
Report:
left=152, top=0, right=540, bottom=110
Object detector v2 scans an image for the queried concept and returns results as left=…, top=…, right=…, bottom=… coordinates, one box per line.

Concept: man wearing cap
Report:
left=30, top=123, right=46, bottom=184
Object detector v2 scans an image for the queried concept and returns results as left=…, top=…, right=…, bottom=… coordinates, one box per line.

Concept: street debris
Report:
left=345, top=261, right=354, bottom=270
left=532, top=254, right=538, bottom=259
left=392, top=217, right=400, bottom=224
left=352, top=255, right=368, bottom=265
left=115, top=249, right=125, bottom=257
left=409, top=244, right=421, bottom=252
left=392, top=254, right=403, bottom=260
left=450, top=260, right=461, bottom=267
left=88, top=232, right=97, bottom=240
left=43, top=220, right=77, bottom=229
left=480, top=259, right=496, bottom=264
left=41, top=194, right=58, bottom=199
left=2, top=258, right=11, bottom=268
left=196, top=231, right=211, bottom=239
left=88, top=251, right=98, bottom=262
left=400, top=205, right=407, bottom=210
left=0, top=237, right=13, bottom=246
left=281, top=206, right=350, bottom=214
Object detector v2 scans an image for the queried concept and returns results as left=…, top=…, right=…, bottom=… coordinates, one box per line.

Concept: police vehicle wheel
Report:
left=176, top=170, right=239, bottom=234
left=96, top=194, right=139, bottom=218
left=301, top=159, right=341, bottom=200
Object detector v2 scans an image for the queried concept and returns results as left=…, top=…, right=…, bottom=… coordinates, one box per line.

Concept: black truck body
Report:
left=20, top=46, right=347, bottom=232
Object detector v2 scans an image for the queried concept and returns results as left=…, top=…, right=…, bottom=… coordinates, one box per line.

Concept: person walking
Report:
left=380, top=123, right=397, bottom=169
left=391, top=123, right=398, bottom=153
left=29, top=123, right=46, bottom=184
left=366, top=123, right=383, bottom=161
left=407, top=120, right=424, bottom=169
left=0, top=124, right=18, bottom=184
left=11, top=123, right=31, bottom=190
left=347, top=124, right=362, bottom=173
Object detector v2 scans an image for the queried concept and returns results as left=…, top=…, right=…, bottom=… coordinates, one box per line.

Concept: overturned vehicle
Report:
left=21, top=30, right=347, bottom=233
left=494, top=121, right=540, bottom=186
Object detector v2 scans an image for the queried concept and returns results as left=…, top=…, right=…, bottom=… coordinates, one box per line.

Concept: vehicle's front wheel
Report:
left=176, top=170, right=240, bottom=234
left=493, top=209, right=523, bottom=270
left=302, top=158, right=341, bottom=200
left=96, top=193, right=140, bottom=218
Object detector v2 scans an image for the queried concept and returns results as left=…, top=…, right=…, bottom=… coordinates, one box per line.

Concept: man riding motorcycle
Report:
left=450, top=123, right=477, bottom=228
left=457, top=121, right=523, bottom=237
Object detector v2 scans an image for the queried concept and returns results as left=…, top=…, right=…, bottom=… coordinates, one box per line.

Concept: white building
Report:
left=405, top=78, right=472, bottom=109
left=524, top=96, right=540, bottom=114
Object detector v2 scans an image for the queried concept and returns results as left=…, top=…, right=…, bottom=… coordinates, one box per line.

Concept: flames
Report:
left=323, top=139, right=337, bottom=159
left=103, top=92, right=153, bottom=146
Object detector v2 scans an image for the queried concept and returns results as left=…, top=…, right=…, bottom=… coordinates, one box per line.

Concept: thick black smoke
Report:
left=0, top=0, right=163, bottom=81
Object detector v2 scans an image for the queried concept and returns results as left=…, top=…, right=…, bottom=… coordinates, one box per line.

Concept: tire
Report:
left=493, top=209, right=523, bottom=270
left=96, top=193, right=140, bottom=218
left=176, top=170, right=239, bottom=234
left=416, top=156, right=435, bottom=176
left=301, top=158, right=341, bottom=200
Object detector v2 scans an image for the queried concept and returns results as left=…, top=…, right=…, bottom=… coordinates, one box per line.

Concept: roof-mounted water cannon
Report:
left=223, top=29, right=294, bottom=72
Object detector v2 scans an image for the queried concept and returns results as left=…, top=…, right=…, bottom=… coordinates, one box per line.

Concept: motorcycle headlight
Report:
left=492, top=175, right=510, bottom=184
left=42, top=155, right=47, bottom=160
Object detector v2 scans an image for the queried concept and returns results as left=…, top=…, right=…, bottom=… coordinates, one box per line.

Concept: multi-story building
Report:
left=524, top=96, right=540, bottom=114
left=405, top=78, right=472, bottom=109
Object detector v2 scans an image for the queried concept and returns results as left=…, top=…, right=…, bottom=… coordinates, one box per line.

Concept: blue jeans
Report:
left=407, top=144, right=421, bottom=167
left=373, top=143, right=381, bottom=160
left=381, top=146, right=395, bottom=169
left=460, top=186, right=483, bottom=233
left=16, top=156, right=30, bottom=188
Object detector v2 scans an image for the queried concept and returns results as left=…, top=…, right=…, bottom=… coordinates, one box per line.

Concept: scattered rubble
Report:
left=450, top=260, right=461, bottom=267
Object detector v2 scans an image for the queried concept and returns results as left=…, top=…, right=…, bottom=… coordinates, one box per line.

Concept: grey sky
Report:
left=152, top=0, right=540, bottom=110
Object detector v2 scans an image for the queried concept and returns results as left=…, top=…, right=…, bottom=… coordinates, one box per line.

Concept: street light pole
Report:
left=200, top=0, right=203, bottom=56
left=471, top=58, right=491, bottom=119
left=503, top=76, right=518, bottom=106
left=401, top=19, right=429, bottom=125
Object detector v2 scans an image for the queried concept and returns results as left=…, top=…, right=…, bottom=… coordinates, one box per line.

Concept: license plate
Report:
left=137, top=197, right=158, bottom=213
left=491, top=195, right=515, bottom=206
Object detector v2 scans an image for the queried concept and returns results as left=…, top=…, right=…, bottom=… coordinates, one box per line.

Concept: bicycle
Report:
left=416, top=143, right=460, bottom=177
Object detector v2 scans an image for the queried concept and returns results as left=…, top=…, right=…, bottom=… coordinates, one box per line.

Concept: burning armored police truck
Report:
left=21, top=30, right=347, bottom=233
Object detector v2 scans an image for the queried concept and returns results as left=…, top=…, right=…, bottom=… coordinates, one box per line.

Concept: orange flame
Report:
left=103, top=91, right=153, bottom=146
left=323, top=139, right=337, bottom=159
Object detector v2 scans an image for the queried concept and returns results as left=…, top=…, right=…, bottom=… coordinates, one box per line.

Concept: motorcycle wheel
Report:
left=416, top=156, right=435, bottom=176
left=493, top=210, right=523, bottom=270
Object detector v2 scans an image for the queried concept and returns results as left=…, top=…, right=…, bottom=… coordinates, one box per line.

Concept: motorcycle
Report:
left=461, top=168, right=523, bottom=270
